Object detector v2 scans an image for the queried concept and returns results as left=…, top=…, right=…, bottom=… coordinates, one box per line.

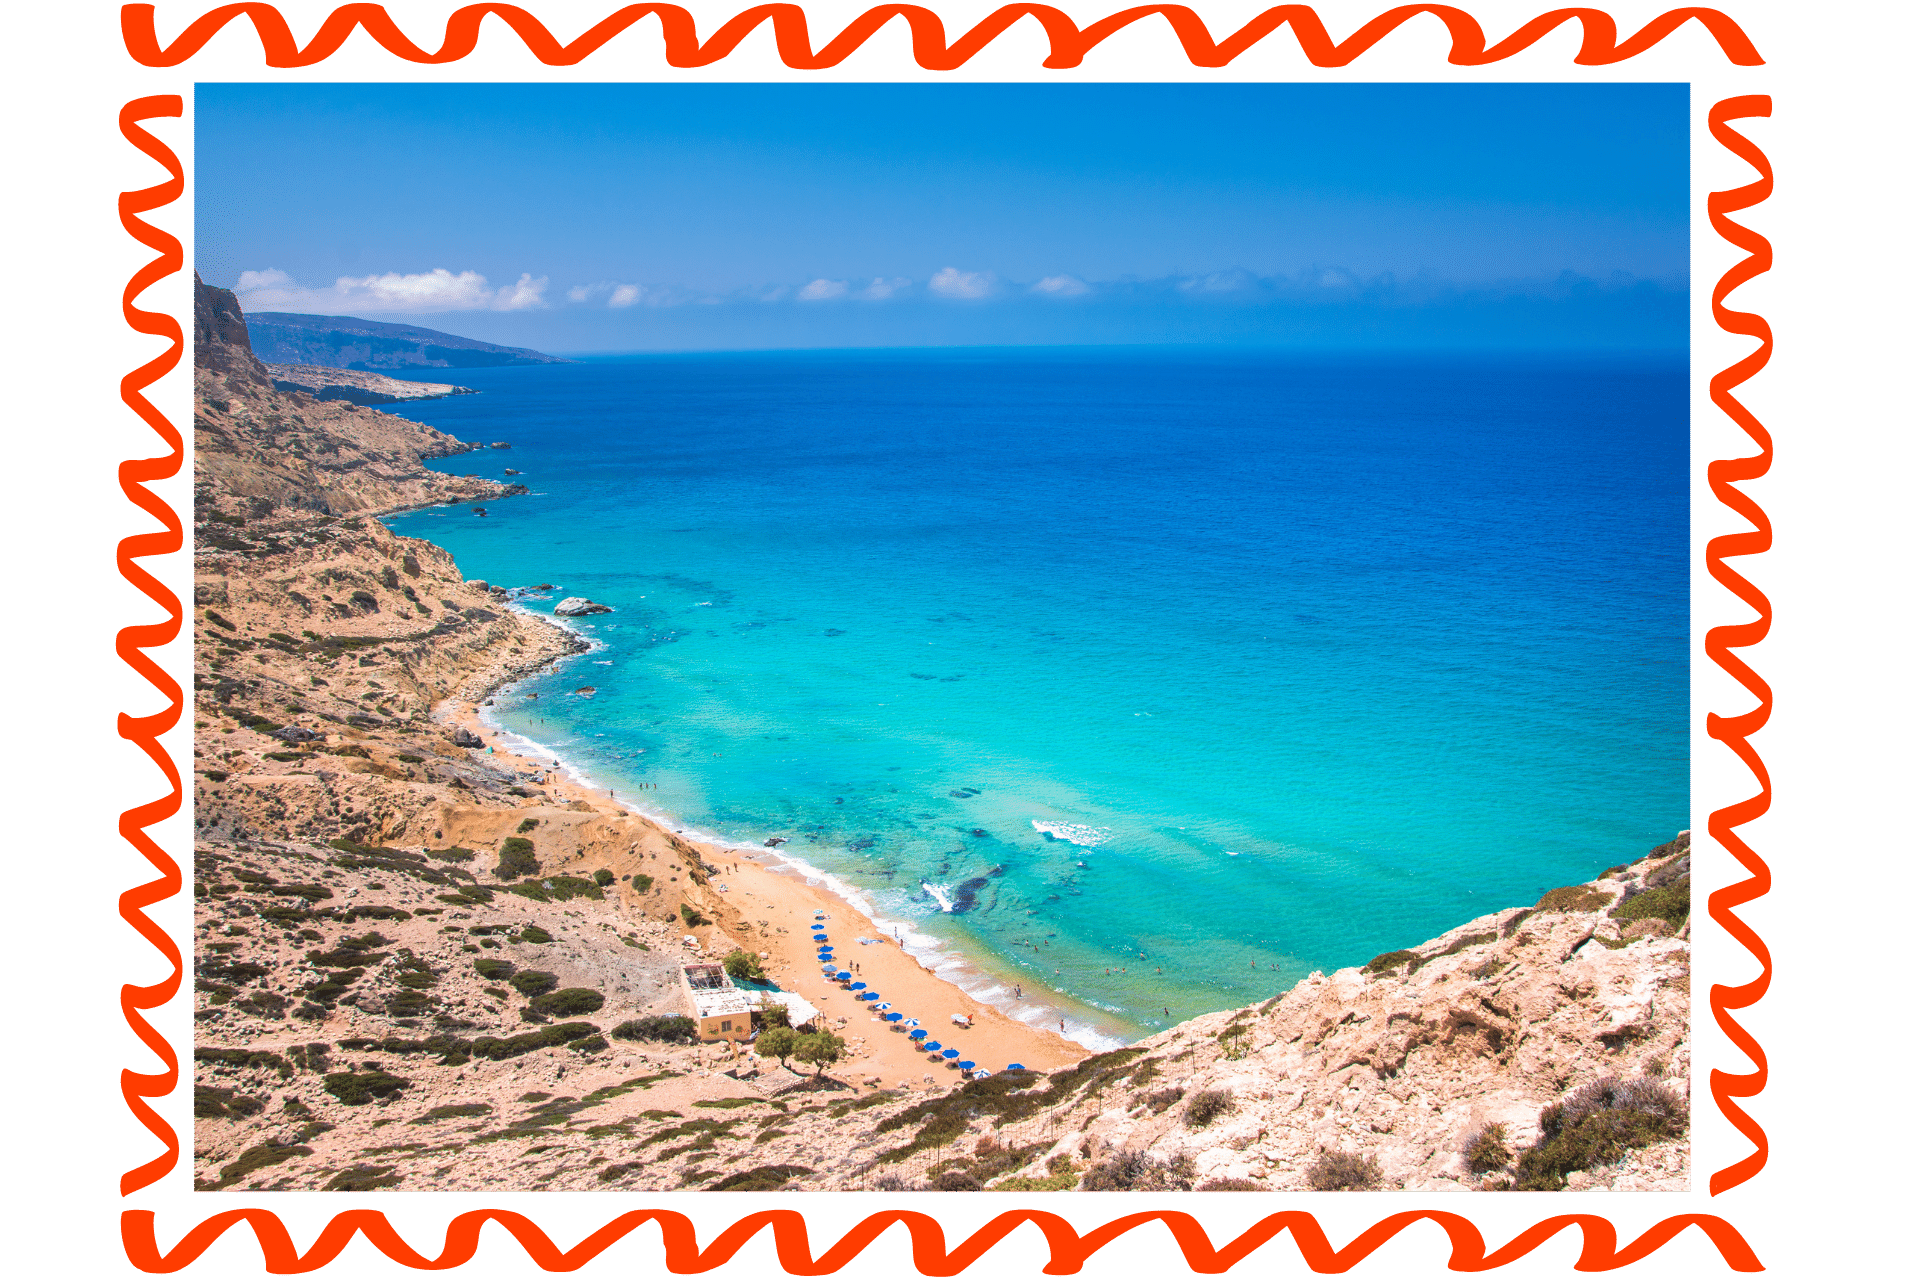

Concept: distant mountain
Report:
left=243, top=311, right=571, bottom=370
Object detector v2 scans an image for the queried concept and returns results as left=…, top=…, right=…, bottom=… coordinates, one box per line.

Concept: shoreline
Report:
left=431, top=601, right=1096, bottom=1080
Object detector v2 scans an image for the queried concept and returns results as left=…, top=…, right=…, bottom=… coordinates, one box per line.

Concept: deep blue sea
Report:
left=382, top=347, right=1687, bottom=1047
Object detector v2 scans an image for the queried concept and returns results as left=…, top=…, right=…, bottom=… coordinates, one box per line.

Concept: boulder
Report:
left=554, top=597, right=612, bottom=616
left=451, top=728, right=484, bottom=749
left=489, top=441, right=512, bottom=449
left=274, top=725, right=319, bottom=744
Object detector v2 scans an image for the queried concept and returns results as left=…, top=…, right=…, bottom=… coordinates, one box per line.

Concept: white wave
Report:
left=1031, top=819, right=1112, bottom=847
left=921, top=882, right=955, bottom=913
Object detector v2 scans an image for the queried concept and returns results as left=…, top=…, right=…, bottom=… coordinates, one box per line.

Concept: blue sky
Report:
left=196, top=83, right=1687, bottom=353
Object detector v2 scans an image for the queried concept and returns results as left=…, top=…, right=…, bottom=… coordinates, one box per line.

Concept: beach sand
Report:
left=440, top=691, right=1088, bottom=1089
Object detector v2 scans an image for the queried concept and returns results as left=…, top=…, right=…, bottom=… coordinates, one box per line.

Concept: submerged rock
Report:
left=554, top=597, right=612, bottom=616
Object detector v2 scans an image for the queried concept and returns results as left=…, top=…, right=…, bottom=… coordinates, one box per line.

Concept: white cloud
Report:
left=1178, top=268, right=1259, bottom=294
left=608, top=284, right=642, bottom=308
left=929, top=267, right=995, bottom=299
left=859, top=277, right=912, bottom=300
left=234, top=267, right=547, bottom=314
left=797, top=278, right=849, bottom=301
left=1032, top=274, right=1090, bottom=297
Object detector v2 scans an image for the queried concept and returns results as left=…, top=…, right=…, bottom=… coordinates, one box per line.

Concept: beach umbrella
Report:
left=860, top=992, right=879, bottom=1001
left=957, top=1061, right=976, bottom=1071
left=812, top=933, right=829, bottom=942
left=877, top=1003, right=891, bottom=1011
left=942, top=1049, right=960, bottom=1060
left=923, top=1041, right=941, bottom=1052
left=909, top=1029, right=928, bottom=1040
left=1006, top=1064, right=1026, bottom=1072
left=835, top=970, right=851, bottom=980
left=883, top=1012, right=902, bottom=1022
left=849, top=982, right=867, bottom=991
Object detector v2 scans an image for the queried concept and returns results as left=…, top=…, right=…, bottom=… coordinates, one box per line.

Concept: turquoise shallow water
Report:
left=382, top=347, right=1687, bottom=1045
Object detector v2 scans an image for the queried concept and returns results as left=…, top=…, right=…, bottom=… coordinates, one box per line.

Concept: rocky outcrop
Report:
left=265, top=363, right=477, bottom=406
left=554, top=597, right=612, bottom=616
left=194, top=275, right=514, bottom=521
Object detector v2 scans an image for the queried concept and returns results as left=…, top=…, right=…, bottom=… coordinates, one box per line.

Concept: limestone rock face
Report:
left=264, top=363, right=477, bottom=406
left=554, top=597, right=612, bottom=616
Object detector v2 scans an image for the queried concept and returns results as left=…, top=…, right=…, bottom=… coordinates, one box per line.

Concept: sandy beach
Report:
left=438, top=680, right=1088, bottom=1090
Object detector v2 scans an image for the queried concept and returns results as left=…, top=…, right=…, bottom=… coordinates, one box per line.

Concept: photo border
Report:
left=115, top=4, right=1773, bottom=1272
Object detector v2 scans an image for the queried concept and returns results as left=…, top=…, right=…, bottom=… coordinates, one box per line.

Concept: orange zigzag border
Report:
left=123, top=1206, right=1766, bottom=1272
left=112, top=12, right=1774, bottom=1273
left=122, top=3, right=1766, bottom=70
left=1701, top=94, right=1774, bottom=1199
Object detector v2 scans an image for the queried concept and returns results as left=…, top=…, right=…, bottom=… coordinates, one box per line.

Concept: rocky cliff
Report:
left=194, top=277, right=514, bottom=520
left=244, top=309, right=568, bottom=370
left=264, top=363, right=477, bottom=406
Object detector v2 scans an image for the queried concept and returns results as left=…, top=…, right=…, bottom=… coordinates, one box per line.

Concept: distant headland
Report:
left=244, top=310, right=572, bottom=371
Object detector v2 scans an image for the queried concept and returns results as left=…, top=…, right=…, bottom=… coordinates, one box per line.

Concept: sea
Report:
left=380, top=347, right=1688, bottom=1049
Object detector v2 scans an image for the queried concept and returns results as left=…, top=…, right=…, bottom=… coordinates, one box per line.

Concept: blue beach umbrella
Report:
left=909, top=1029, right=928, bottom=1040
left=923, top=1041, right=941, bottom=1052
left=849, top=982, right=867, bottom=991
left=1006, top=1064, right=1026, bottom=1071
left=812, top=934, right=829, bottom=942
left=957, top=1061, right=976, bottom=1071
left=835, top=970, right=851, bottom=980
left=861, top=992, right=879, bottom=1001
left=884, top=1012, right=903, bottom=1022
left=877, top=1003, right=891, bottom=1011
left=942, top=1049, right=959, bottom=1060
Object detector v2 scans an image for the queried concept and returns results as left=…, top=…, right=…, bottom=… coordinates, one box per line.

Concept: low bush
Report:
left=708, top=1164, right=814, bottom=1192
left=1306, top=1148, right=1382, bottom=1191
left=1535, top=884, right=1613, bottom=914
left=1511, top=1075, right=1685, bottom=1191
left=508, top=970, right=558, bottom=998
left=1611, top=877, right=1691, bottom=932
left=516, top=818, right=540, bottom=834
left=325, top=1164, right=401, bottom=1191
left=1080, top=1149, right=1194, bottom=1191
left=1140, top=1086, right=1185, bottom=1115
left=1463, top=1121, right=1511, bottom=1173
left=322, top=1069, right=411, bottom=1106
left=1197, top=1178, right=1266, bottom=1191
left=468, top=1021, right=599, bottom=1062
left=410, top=1103, right=492, bottom=1125
left=494, top=837, right=540, bottom=880
left=530, top=987, right=606, bottom=1018
left=211, top=1142, right=310, bottom=1188
left=593, top=868, right=615, bottom=887
left=679, top=902, right=710, bottom=928
left=1184, top=1088, right=1234, bottom=1128
left=631, top=873, right=654, bottom=893
left=1364, top=949, right=1422, bottom=976
left=428, top=846, right=475, bottom=863
left=613, top=1015, right=697, bottom=1044
left=929, top=1170, right=983, bottom=1191
left=517, top=925, right=553, bottom=944
left=473, top=958, right=515, bottom=980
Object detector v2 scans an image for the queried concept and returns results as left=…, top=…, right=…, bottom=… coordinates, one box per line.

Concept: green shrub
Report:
left=1306, top=1148, right=1381, bottom=1190
left=428, top=846, right=475, bottom=862
left=630, top=873, right=654, bottom=893
left=708, top=1164, right=813, bottom=1191
left=326, top=1164, right=401, bottom=1191
left=212, top=1142, right=310, bottom=1187
left=530, top=987, right=605, bottom=1018
left=508, top=970, right=558, bottom=998
left=568, top=1034, right=609, bottom=1054
left=1080, top=1149, right=1194, bottom=1191
left=397, top=753, right=424, bottom=764
left=1611, top=877, right=1691, bottom=932
left=1463, top=1122, right=1511, bottom=1173
left=517, top=925, right=552, bottom=944
left=679, top=902, right=710, bottom=928
left=494, top=837, right=540, bottom=879
left=593, top=868, right=615, bottom=887
left=722, top=950, right=765, bottom=982
left=1535, top=884, right=1613, bottom=913
left=504, top=875, right=604, bottom=904
left=516, top=818, right=540, bottom=834
left=755, top=1026, right=798, bottom=1064
left=1511, top=1075, right=1685, bottom=1191
left=322, top=1069, right=411, bottom=1106
left=473, top=957, right=515, bottom=980
left=1184, top=1088, right=1234, bottom=1128
left=468, top=1021, right=599, bottom=1061
left=613, top=1015, right=696, bottom=1044
left=410, top=1103, right=491, bottom=1125
left=1364, top=949, right=1422, bottom=975
left=757, top=1000, right=791, bottom=1030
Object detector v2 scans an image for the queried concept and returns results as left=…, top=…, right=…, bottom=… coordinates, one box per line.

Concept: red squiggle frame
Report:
left=1701, top=95, right=1774, bottom=1199
left=123, top=3, right=1765, bottom=70
left=124, top=1206, right=1765, bottom=1271
left=115, top=7, right=1774, bottom=1272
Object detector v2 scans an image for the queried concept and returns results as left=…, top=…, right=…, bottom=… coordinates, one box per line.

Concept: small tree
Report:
left=757, top=997, right=791, bottom=1029
left=756, top=1025, right=798, bottom=1066
left=723, top=950, right=765, bottom=982
left=790, top=1031, right=846, bottom=1076
left=494, top=837, right=539, bottom=880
